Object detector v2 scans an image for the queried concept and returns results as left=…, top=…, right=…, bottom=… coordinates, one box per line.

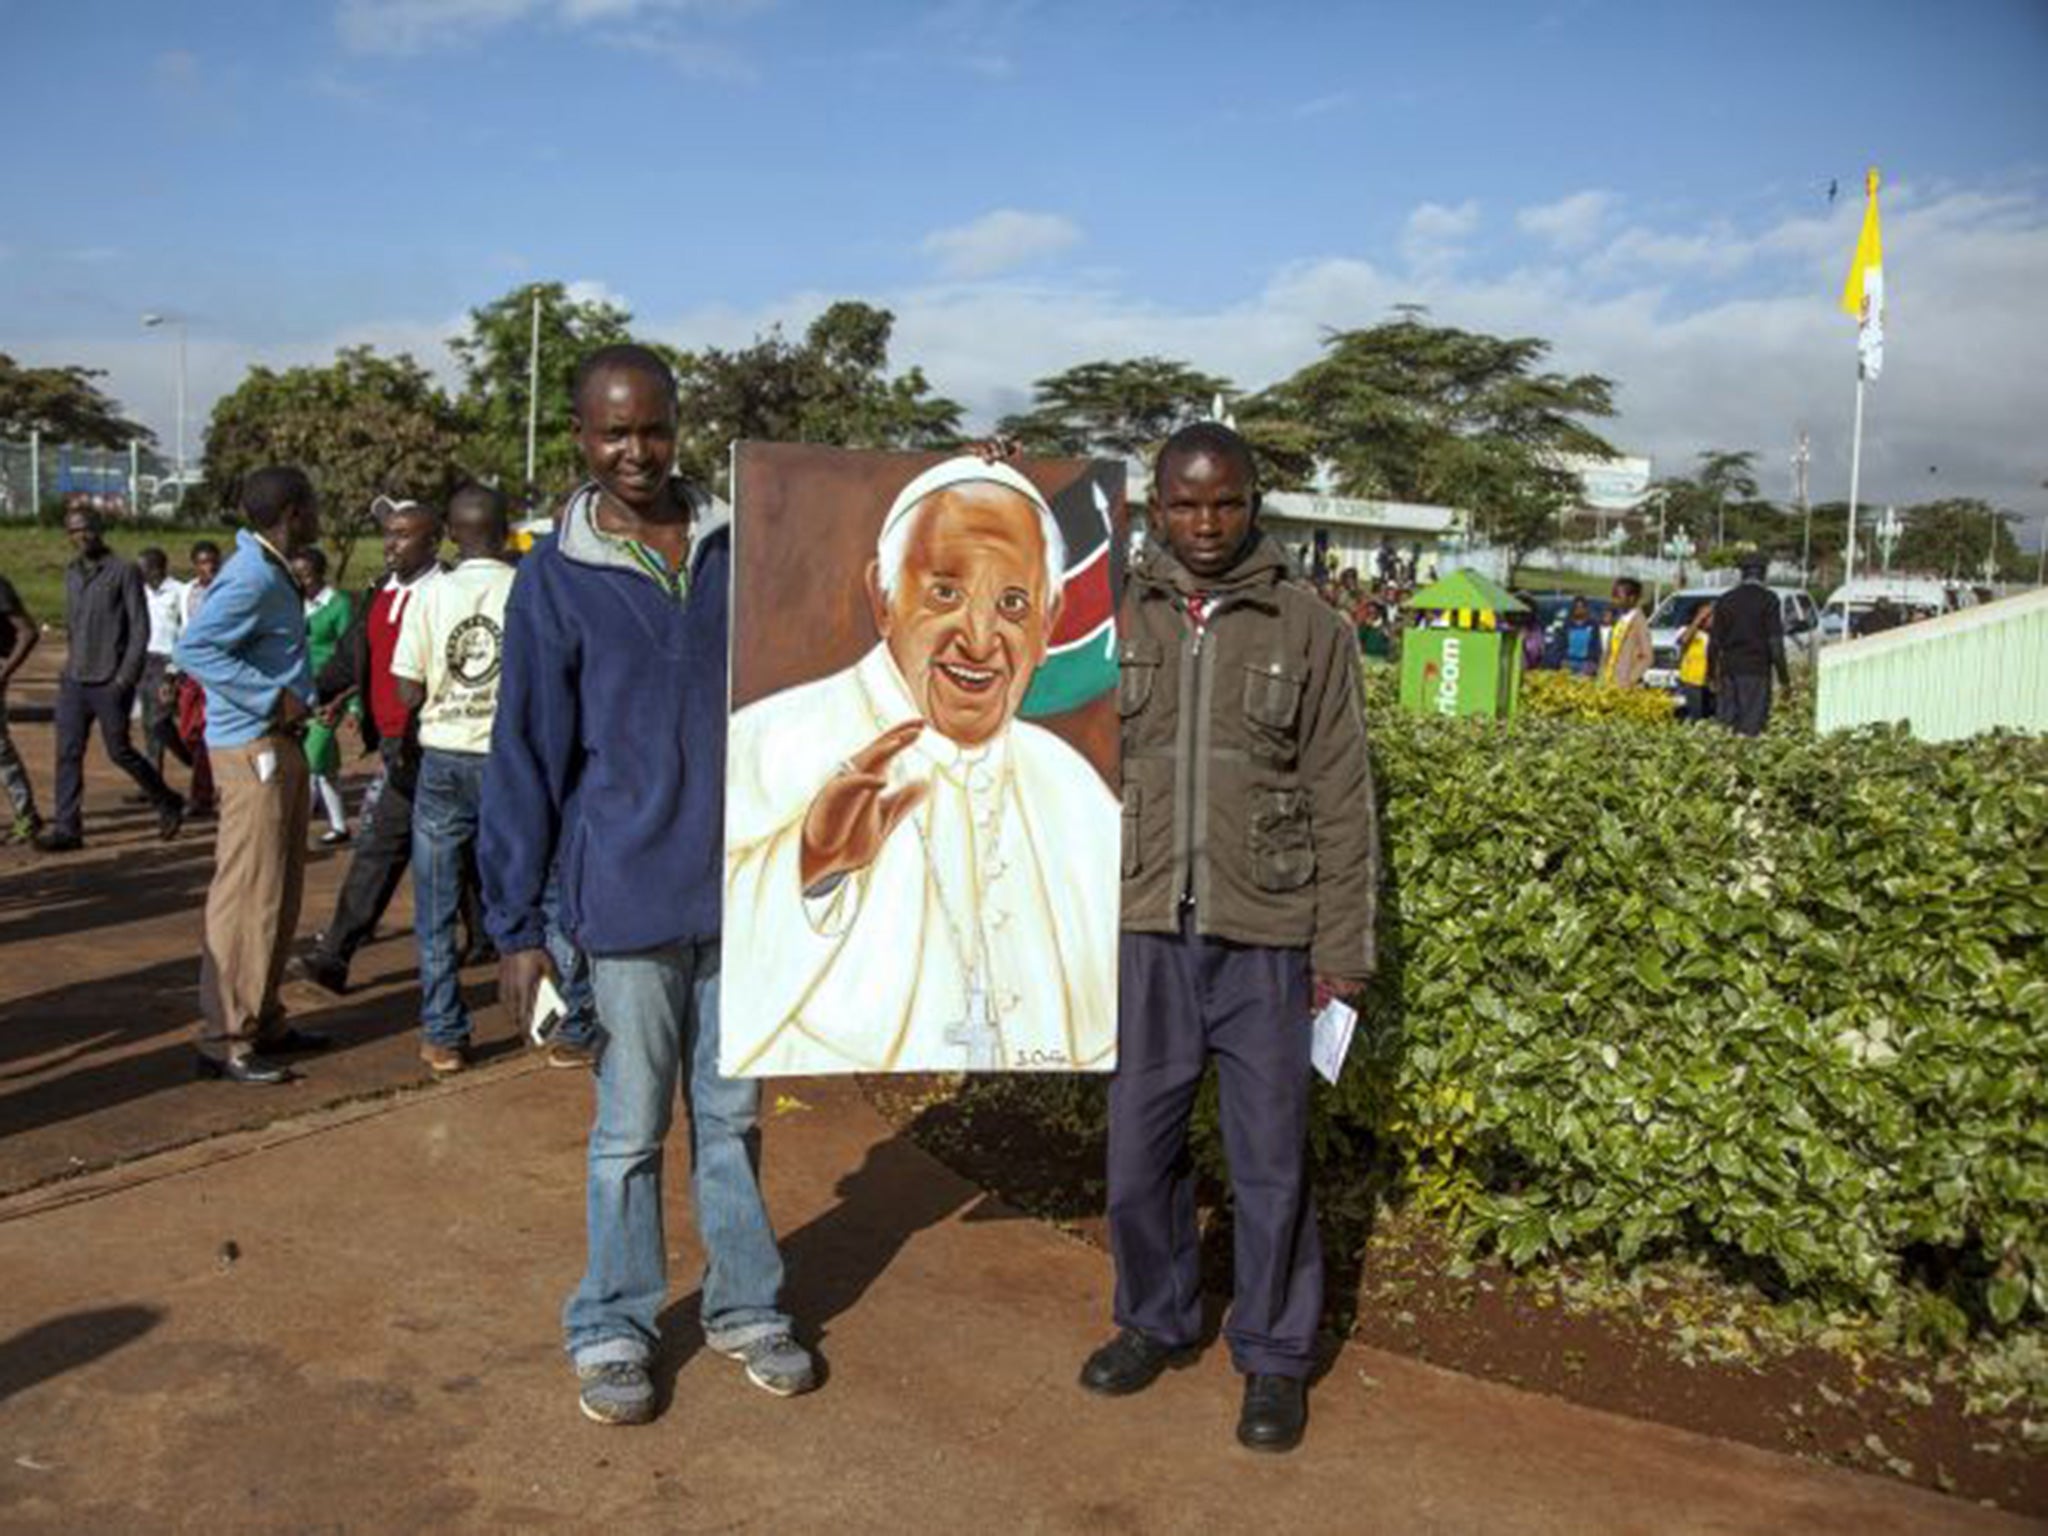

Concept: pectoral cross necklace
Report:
left=911, top=756, right=1010, bottom=1073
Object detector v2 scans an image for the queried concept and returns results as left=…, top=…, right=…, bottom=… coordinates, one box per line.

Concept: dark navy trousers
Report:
left=1107, top=917, right=1321, bottom=1378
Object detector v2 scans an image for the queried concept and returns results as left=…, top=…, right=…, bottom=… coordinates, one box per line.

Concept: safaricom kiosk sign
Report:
left=1398, top=625, right=1517, bottom=721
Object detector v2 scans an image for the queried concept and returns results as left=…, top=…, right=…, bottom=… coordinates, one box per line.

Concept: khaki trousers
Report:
left=198, top=736, right=311, bottom=1060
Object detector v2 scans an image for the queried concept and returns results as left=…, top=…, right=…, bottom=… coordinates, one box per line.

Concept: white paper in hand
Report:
left=528, top=974, right=568, bottom=1047
left=1311, top=997, right=1359, bottom=1086
left=254, top=749, right=278, bottom=784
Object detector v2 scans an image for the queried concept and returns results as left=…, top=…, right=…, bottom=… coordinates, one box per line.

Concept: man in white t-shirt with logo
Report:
left=392, top=484, right=516, bottom=1074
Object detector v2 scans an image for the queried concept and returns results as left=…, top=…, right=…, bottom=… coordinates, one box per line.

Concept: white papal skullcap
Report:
left=873, top=455, right=1067, bottom=601
left=877, top=455, right=1054, bottom=544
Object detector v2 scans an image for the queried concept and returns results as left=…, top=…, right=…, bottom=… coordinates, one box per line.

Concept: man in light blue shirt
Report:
left=175, top=466, right=324, bottom=1085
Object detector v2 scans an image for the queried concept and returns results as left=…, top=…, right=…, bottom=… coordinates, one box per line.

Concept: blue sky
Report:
left=4, top=0, right=2046, bottom=527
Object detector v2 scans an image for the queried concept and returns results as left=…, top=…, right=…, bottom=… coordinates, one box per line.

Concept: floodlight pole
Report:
left=1843, top=372, right=1866, bottom=587
left=524, top=287, right=543, bottom=492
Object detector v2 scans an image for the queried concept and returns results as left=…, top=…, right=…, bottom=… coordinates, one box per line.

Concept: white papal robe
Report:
left=722, top=644, right=1119, bottom=1076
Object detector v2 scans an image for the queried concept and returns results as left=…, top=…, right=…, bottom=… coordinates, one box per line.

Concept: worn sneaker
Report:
left=545, top=1036, right=599, bottom=1071
left=7, top=814, right=41, bottom=845
left=576, top=1360, right=655, bottom=1426
left=419, top=1042, right=468, bottom=1076
left=715, top=1331, right=816, bottom=1397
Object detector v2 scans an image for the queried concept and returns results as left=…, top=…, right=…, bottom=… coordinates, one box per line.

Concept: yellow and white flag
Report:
left=1839, top=167, right=1885, bottom=382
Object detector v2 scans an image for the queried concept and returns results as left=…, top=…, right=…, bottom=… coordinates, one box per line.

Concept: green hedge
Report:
left=1007, top=673, right=2048, bottom=1337
left=1347, top=673, right=2048, bottom=1335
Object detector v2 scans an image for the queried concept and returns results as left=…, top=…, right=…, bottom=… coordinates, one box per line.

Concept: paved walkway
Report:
left=1, top=1067, right=2034, bottom=1535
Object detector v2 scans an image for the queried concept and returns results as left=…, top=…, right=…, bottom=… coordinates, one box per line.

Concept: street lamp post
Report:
left=141, top=313, right=188, bottom=487
left=1875, top=505, right=1902, bottom=575
left=524, top=287, right=543, bottom=496
left=1793, top=431, right=1812, bottom=587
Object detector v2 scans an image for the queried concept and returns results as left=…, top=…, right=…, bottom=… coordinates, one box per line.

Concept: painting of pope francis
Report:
left=722, top=443, right=1124, bottom=1076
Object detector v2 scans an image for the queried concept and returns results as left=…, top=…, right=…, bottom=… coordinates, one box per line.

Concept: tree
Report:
left=1645, top=449, right=1775, bottom=565
left=449, top=282, right=637, bottom=506
left=0, top=353, right=154, bottom=448
left=998, top=357, right=1232, bottom=460
left=202, top=347, right=468, bottom=585
left=1895, top=498, right=2026, bottom=581
left=1252, top=311, right=1618, bottom=580
left=668, top=302, right=962, bottom=488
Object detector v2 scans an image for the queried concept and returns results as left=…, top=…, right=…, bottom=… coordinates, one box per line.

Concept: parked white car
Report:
left=1644, top=586, right=1821, bottom=694
left=1820, top=577, right=1977, bottom=643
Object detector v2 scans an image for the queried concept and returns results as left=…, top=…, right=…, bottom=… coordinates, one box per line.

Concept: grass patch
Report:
left=0, top=523, right=239, bottom=630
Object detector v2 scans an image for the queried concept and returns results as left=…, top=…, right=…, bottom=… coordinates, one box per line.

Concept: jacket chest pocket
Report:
left=1242, top=659, right=1305, bottom=760
left=1248, top=788, right=1315, bottom=891
left=1118, top=638, right=1162, bottom=717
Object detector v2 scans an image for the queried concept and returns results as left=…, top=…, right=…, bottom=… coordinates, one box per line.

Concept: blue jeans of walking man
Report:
left=565, top=939, right=790, bottom=1367
left=412, top=748, right=487, bottom=1049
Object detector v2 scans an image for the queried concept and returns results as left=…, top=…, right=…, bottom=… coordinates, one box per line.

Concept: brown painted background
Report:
left=728, top=441, right=1126, bottom=787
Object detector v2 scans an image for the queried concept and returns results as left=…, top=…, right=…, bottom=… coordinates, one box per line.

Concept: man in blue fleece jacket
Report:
left=481, top=344, right=811, bottom=1427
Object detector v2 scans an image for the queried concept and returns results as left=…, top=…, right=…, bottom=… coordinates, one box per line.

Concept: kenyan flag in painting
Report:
left=1020, top=470, right=1119, bottom=719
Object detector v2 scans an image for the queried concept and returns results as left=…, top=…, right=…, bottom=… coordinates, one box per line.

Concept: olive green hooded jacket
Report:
left=1117, top=530, right=1380, bottom=982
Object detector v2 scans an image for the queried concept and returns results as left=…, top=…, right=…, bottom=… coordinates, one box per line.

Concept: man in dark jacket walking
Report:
left=1710, top=555, right=1790, bottom=738
left=1080, top=422, right=1379, bottom=1454
left=36, top=508, right=185, bottom=851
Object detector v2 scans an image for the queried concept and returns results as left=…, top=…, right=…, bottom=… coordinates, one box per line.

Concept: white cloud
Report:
left=1518, top=189, right=1615, bottom=251
left=1400, top=200, right=1480, bottom=272
left=18, top=185, right=2046, bottom=545
left=1292, top=90, right=1355, bottom=120
left=921, top=210, right=1082, bottom=279
left=334, top=0, right=766, bottom=56
left=564, top=277, right=631, bottom=312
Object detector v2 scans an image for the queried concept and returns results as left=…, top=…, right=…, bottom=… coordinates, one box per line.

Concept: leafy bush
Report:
left=1521, top=668, right=1679, bottom=725
left=1340, top=684, right=2048, bottom=1333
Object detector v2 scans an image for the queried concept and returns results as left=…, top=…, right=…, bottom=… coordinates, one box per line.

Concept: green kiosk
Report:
left=1399, top=570, right=1529, bottom=720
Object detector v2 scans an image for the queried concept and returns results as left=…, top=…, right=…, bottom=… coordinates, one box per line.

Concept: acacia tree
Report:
left=668, top=302, right=962, bottom=489
left=0, top=353, right=154, bottom=448
left=1896, top=498, right=2024, bottom=581
left=997, top=357, right=1232, bottom=459
left=201, top=346, right=467, bottom=584
left=1252, top=311, right=1618, bottom=579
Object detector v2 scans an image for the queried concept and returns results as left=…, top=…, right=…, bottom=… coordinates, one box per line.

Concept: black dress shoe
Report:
left=158, top=798, right=187, bottom=842
left=1079, top=1329, right=1191, bottom=1397
left=1236, top=1374, right=1307, bottom=1453
left=293, top=951, right=350, bottom=996
left=195, top=1053, right=295, bottom=1085
left=264, top=1027, right=334, bottom=1054
left=32, top=828, right=84, bottom=853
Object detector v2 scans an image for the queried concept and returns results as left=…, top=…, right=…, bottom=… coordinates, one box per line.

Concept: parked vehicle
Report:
left=1645, top=586, right=1820, bottom=694
left=1820, top=577, right=1977, bottom=642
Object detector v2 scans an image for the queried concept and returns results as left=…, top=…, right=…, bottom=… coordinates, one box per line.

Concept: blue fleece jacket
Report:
left=172, top=530, right=314, bottom=748
left=480, top=485, right=729, bottom=958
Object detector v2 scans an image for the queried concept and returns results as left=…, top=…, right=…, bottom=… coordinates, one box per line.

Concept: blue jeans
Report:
left=542, top=868, right=598, bottom=1050
left=412, top=748, right=487, bottom=1047
left=565, top=939, right=790, bottom=1367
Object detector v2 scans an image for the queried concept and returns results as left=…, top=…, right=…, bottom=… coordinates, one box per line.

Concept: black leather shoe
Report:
left=1236, top=1374, right=1307, bottom=1453
left=293, top=951, right=350, bottom=996
left=195, top=1053, right=294, bottom=1085
left=158, top=798, right=186, bottom=842
left=32, top=828, right=84, bottom=853
left=1079, top=1329, right=1190, bottom=1397
left=264, top=1028, right=333, bottom=1054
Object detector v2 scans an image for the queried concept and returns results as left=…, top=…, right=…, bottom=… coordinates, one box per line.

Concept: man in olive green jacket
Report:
left=1080, top=422, right=1379, bottom=1455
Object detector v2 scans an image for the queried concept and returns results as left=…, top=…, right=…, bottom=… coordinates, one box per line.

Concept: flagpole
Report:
left=1844, top=369, right=1865, bottom=587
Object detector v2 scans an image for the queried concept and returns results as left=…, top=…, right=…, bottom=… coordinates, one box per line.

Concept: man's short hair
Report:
left=190, top=539, right=222, bottom=561
left=1613, top=577, right=1643, bottom=601
left=64, top=505, right=103, bottom=532
left=241, top=466, right=314, bottom=531
left=572, top=344, right=678, bottom=416
left=875, top=458, right=1066, bottom=605
left=448, top=481, right=511, bottom=526
left=291, top=545, right=329, bottom=577
left=137, top=546, right=167, bottom=569
left=1154, top=420, right=1259, bottom=497
left=1739, top=552, right=1769, bottom=577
